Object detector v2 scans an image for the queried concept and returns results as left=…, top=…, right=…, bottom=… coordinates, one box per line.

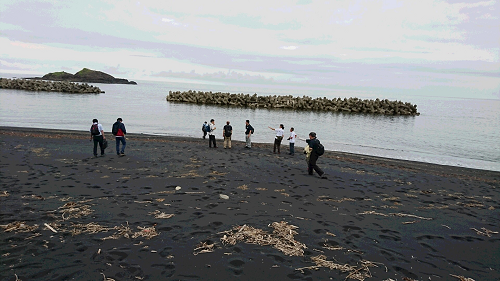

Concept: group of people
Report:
left=202, top=120, right=327, bottom=179
left=89, top=117, right=325, bottom=179
left=202, top=119, right=254, bottom=149
left=90, top=118, right=127, bottom=157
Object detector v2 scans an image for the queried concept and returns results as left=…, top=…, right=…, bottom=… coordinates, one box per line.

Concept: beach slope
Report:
left=0, top=127, right=498, bottom=281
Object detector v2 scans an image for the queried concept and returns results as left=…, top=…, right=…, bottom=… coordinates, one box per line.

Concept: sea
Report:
left=1, top=74, right=499, bottom=172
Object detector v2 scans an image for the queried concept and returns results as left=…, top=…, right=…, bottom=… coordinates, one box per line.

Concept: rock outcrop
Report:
left=29, top=68, right=137, bottom=85
left=166, top=90, right=420, bottom=116
left=0, top=78, right=104, bottom=94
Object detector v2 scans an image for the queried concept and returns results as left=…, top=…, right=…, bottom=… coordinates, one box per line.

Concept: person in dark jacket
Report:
left=306, top=132, right=327, bottom=179
left=90, top=119, right=106, bottom=157
left=112, top=118, right=127, bottom=156
left=202, top=121, right=208, bottom=139
left=245, top=120, right=254, bottom=148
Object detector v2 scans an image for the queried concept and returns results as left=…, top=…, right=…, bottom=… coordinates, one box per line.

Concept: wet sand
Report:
left=0, top=126, right=499, bottom=281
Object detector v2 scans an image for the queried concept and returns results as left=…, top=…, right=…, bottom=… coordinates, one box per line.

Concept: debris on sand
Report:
left=132, top=226, right=159, bottom=239
left=193, top=241, right=218, bottom=255
left=296, top=255, right=379, bottom=281
left=358, top=211, right=432, bottom=220
left=59, top=201, right=94, bottom=220
left=219, top=221, right=306, bottom=256
left=470, top=227, right=498, bottom=237
left=450, top=274, right=476, bottom=281
left=0, top=221, right=39, bottom=233
left=102, top=223, right=158, bottom=240
left=70, top=222, right=112, bottom=236
left=102, top=222, right=133, bottom=240
left=149, top=210, right=175, bottom=219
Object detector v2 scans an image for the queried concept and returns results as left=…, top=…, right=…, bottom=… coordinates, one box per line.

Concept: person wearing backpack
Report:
left=208, top=119, right=217, bottom=148
left=202, top=121, right=208, bottom=139
left=223, top=121, right=232, bottom=149
left=306, top=132, right=327, bottom=179
left=245, top=120, right=254, bottom=149
left=112, top=118, right=127, bottom=156
left=90, top=118, right=106, bottom=157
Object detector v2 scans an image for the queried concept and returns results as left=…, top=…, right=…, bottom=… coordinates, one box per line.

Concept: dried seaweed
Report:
left=237, top=185, right=249, bottom=190
left=220, top=221, right=307, bottom=256
left=59, top=201, right=94, bottom=220
left=149, top=210, right=175, bottom=219
left=193, top=241, right=217, bottom=255
left=296, top=256, right=379, bottom=281
left=0, top=221, right=39, bottom=233
left=131, top=226, right=159, bottom=239
left=450, top=274, right=476, bottom=281
left=70, top=223, right=112, bottom=236
left=102, top=223, right=133, bottom=240
left=470, top=227, right=498, bottom=237
left=358, top=211, right=432, bottom=220
left=317, top=196, right=356, bottom=203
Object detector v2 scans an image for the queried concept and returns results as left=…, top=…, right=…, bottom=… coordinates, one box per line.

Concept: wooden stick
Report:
left=44, top=223, right=57, bottom=233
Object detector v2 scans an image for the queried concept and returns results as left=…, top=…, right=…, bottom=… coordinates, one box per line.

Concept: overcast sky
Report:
left=1, top=0, right=499, bottom=98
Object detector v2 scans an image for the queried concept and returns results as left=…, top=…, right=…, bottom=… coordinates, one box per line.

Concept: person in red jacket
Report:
left=112, top=118, right=127, bottom=156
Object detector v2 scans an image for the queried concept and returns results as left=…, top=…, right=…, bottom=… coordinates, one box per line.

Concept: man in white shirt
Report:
left=287, top=127, right=297, bottom=155
left=208, top=119, right=217, bottom=148
left=268, top=124, right=285, bottom=154
left=90, top=118, right=106, bottom=157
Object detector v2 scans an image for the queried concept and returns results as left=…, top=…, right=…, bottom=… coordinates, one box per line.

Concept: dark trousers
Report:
left=273, top=137, right=282, bottom=153
left=308, top=152, right=324, bottom=176
left=203, top=131, right=207, bottom=139
left=116, top=136, right=126, bottom=154
left=289, top=143, right=295, bottom=155
left=93, top=135, right=104, bottom=156
left=209, top=135, right=217, bottom=147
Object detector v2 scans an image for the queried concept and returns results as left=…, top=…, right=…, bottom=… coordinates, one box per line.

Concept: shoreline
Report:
left=1, top=126, right=499, bottom=280
left=1, top=126, right=499, bottom=179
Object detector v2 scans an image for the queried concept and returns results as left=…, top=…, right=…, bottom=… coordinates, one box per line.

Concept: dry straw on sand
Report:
left=193, top=241, right=218, bottom=255
left=296, top=255, right=380, bottom=281
left=59, top=201, right=94, bottom=220
left=220, top=221, right=306, bottom=257
left=0, top=221, right=39, bottom=233
left=148, top=210, right=175, bottom=219
left=450, top=274, right=476, bottom=281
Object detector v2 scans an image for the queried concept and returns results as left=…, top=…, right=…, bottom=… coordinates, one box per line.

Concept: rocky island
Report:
left=30, top=68, right=137, bottom=85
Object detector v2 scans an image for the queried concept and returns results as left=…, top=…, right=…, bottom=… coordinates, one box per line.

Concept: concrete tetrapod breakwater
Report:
left=0, top=78, right=104, bottom=94
left=166, top=90, right=420, bottom=116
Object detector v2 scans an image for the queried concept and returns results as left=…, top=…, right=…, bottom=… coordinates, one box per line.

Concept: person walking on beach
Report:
left=245, top=120, right=254, bottom=148
left=208, top=119, right=217, bottom=148
left=306, top=132, right=327, bottom=179
left=112, top=118, right=127, bottom=156
left=223, top=121, right=232, bottom=149
left=90, top=119, right=106, bottom=157
left=202, top=121, right=208, bottom=139
left=269, top=124, right=285, bottom=154
left=287, top=127, right=297, bottom=155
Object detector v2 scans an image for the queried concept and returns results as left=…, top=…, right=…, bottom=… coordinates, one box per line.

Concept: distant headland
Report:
left=28, top=68, right=137, bottom=85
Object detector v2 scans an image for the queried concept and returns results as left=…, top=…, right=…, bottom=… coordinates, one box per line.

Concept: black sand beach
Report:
left=1, top=127, right=499, bottom=281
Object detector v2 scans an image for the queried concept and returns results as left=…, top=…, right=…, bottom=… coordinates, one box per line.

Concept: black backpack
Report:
left=112, top=122, right=120, bottom=135
left=224, top=125, right=232, bottom=137
left=316, top=142, right=325, bottom=156
left=90, top=124, right=100, bottom=136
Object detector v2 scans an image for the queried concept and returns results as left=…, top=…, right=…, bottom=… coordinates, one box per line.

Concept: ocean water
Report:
left=1, top=76, right=499, bottom=172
